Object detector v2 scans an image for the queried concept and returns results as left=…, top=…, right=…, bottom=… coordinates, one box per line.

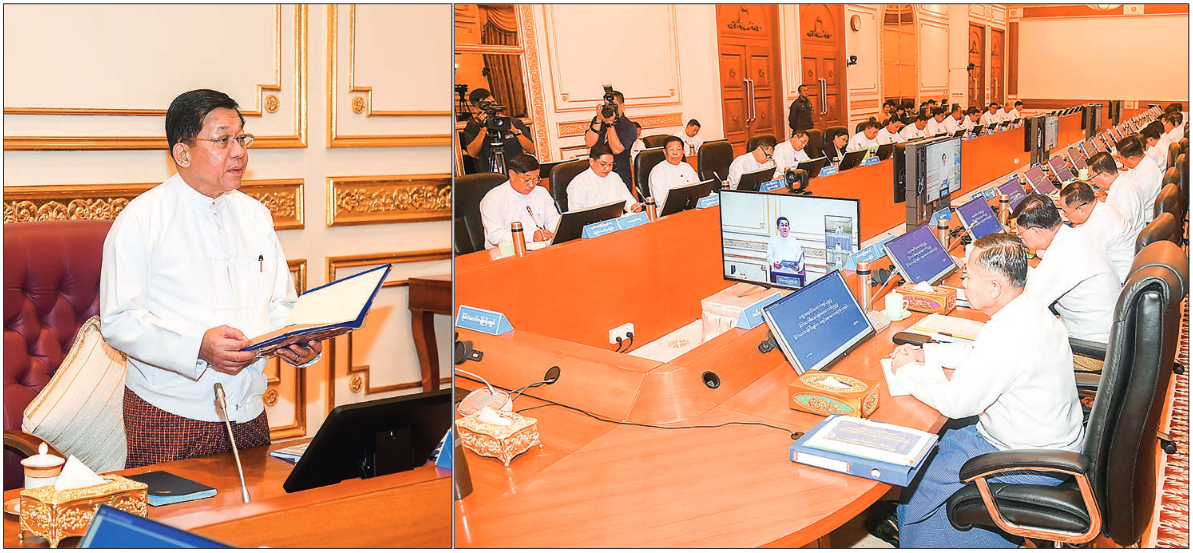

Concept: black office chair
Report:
left=641, top=134, right=671, bottom=149
left=538, top=160, right=563, bottom=196
left=1135, top=212, right=1178, bottom=253
left=1166, top=142, right=1181, bottom=170
left=455, top=172, right=508, bottom=253
left=805, top=129, right=824, bottom=159
left=1179, top=137, right=1188, bottom=155
left=549, top=159, right=589, bottom=214
left=697, top=139, right=734, bottom=182
left=633, top=147, right=668, bottom=201
left=855, top=121, right=866, bottom=134
left=454, top=216, right=476, bottom=256
left=947, top=241, right=1188, bottom=546
left=745, top=134, right=777, bottom=154
left=1175, top=153, right=1188, bottom=203
left=823, top=126, right=848, bottom=160
left=1153, top=183, right=1184, bottom=222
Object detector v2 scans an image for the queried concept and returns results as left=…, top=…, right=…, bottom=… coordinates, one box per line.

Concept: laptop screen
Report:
left=80, top=505, right=229, bottom=548
left=997, top=177, right=1028, bottom=211
left=1023, top=165, right=1055, bottom=195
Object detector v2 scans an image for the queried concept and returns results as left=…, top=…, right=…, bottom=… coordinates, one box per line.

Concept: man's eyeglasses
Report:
left=594, top=160, right=616, bottom=170
left=516, top=175, right=544, bottom=185
left=194, top=134, right=254, bottom=149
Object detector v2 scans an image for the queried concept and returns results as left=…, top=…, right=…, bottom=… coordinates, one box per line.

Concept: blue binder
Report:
left=789, top=416, right=937, bottom=487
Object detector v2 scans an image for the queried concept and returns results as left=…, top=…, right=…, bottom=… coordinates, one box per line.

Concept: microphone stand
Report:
left=214, top=383, right=251, bottom=503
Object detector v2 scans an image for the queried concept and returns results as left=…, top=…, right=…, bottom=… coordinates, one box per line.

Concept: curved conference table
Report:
left=455, top=112, right=1094, bottom=547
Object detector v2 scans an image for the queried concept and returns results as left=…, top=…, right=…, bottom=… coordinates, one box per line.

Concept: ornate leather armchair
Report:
left=947, top=241, right=1189, bottom=546
left=4, top=220, right=111, bottom=490
left=454, top=172, right=507, bottom=253
left=1135, top=212, right=1178, bottom=253
left=805, top=129, right=824, bottom=159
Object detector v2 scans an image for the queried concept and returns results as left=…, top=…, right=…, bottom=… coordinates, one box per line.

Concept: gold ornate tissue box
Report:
left=788, top=372, right=880, bottom=418
left=897, top=283, right=957, bottom=314
left=19, top=475, right=148, bottom=548
left=456, top=411, right=542, bottom=467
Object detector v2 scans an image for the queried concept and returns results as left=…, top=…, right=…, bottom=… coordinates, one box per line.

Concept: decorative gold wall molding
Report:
left=557, top=112, right=683, bottom=138
left=266, top=257, right=308, bottom=440
left=522, top=5, right=550, bottom=161
left=325, top=250, right=452, bottom=413
left=3, top=179, right=305, bottom=230
left=327, top=5, right=451, bottom=148
left=3, top=6, right=308, bottom=151
left=347, top=5, right=450, bottom=118
left=326, top=174, right=451, bottom=227
left=852, top=99, right=880, bottom=109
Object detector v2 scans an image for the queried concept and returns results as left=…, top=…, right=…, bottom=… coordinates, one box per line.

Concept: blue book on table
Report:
left=789, top=415, right=938, bottom=487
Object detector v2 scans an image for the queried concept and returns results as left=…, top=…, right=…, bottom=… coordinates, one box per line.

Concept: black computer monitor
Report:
left=549, top=200, right=627, bottom=245
left=736, top=166, right=778, bottom=192
left=283, top=389, right=451, bottom=493
left=837, top=150, right=868, bottom=171
left=659, top=179, right=719, bottom=217
left=882, top=224, right=957, bottom=285
left=796, top=157, right=829, bottom=178
left=953, top=129, right=966, bottom=138
left=80, top=504, right=230, bottom=548
left=970, top=124, right=984, bottom=136
left=874, top=143, right=895, bottom=160
left=720, top=189, right=860, bottom=290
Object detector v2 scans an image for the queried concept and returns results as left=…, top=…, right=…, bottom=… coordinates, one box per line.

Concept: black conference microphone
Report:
left=213, top=383, right=251, bottom=503
left=454, top=339, right=484, bottom=365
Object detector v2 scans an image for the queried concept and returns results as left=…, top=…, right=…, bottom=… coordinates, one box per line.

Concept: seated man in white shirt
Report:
left=924, top=107, right=950, bottom=137
left=899, top=114, right=930, bottom=141
left=846, top=119, right=881, bottom=151
left=875, top=116, right=904, bottom=145
left=1142, top=121, right=1170, bottom=170
left=1088, top=151, right=1147, bottom=235
left=1161, top=111, right=1184, bottom=144
left=1006, top=100, right=1022, bottom=121
left=766, top=217, right=805, bottom=284
left=675, top=118, right=704, bottom=160
left=649, top=136, right=701, bottom=209
left=1013, top=194, right=1121, bottom=342
left=979, top=103, right=1001, bottom=127
left=1058, top=181, right=1135, bottom=284
left=629, top=122, right=646, bottom=163
left=941, top=105, right=963, bottom=135
left=728, top=135, right=777, bottom=188
left=1114, top=135, right=1162, bottom=221
left=568, top=143, right=642, bottom=214
left=771, top=129, right=813, bottom=175
left=101, top=89, right=322, bottom=467
left=960, top=107, right=982, bottom=132
left=480, top=154, right=562, bottom=247
left=890, top=232, right=1083, bottom=548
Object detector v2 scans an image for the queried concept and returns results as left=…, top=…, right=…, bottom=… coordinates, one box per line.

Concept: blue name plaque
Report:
left=819, top=165, right=839, bottom=177
left=736, top=291, right=784, bottom=330
left=861, top=156, right=882, bottom=167
left=696, top=193, right=720, bottom=209
left=580, top=219, right=621, bottom=239
left=760, top=178, right=786, bottom=193
left=455, top=305, right=514, bottom=335
left=618, top=211, right=651, bottom=229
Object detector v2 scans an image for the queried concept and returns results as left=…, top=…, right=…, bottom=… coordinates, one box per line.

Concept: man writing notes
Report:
left=569, top=144, right=642, bottom=213
left=649, top=136, right=701, bottom=209
left=479, top=154, right=561, bottom=247
left=727, top=135, right=776, bottom=189
left=889, top=233, right=1083, bottom=548
left=101, top=89, right=322, bottom=468
left=1013, top=194, right=1121, bottom=343
left=1058, top=182, right=1135, bottom=284
left=1088, top=151, right=1147, bottom=236
left=766, top=217, right=804, bottom=285
left=923, top=107, right=950, bottom=137
left=899, top=114, right=930, bottom=141
left=875, top=116, right=904, bottom=145
left=846, top=120, right=881, bottom=152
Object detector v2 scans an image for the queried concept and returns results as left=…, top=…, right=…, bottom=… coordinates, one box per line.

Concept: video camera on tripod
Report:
left=477, top=99, right=514, bottom=174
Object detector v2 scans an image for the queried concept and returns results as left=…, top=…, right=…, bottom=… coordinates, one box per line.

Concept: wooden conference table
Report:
left=454, top=112, right=1092, bottom=547
left=4, top=440, right=451, bottom=548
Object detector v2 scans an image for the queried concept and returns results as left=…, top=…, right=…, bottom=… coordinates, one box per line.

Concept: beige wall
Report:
left=4, top=4, right=453, bottom=439
left=1016, top=13, right=1189, bottom=101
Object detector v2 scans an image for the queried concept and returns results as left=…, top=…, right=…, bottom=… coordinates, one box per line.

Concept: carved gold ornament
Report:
left=265, top=94, right=280, bottom=114
left=349, top=374, right=364, bottom=393
left=351, top=96, right=366, bottom=114
left=263, top=388, right=279, bottom=406
left=327, top=175, right=451, bottom=226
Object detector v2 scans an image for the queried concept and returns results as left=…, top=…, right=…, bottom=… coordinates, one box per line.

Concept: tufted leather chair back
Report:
left=1166, top=142, right=1182, bottom=170
left=454, top=172, right=507, bottom=253
left=641, top=134, right=671, bottom=149
left=4, top=219, right=111, bottom=490
left=1083, top=241, right=1188, bottom=545
left=804, top=129, right=824, bottom=159
left=1135, top=212, right=1178, bottom=253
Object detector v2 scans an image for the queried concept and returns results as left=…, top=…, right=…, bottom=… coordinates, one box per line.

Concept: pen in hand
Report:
left=525, top=206, right=547, bottom=232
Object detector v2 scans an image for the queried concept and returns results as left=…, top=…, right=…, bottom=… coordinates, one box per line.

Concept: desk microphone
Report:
left=213, top=383, right=251, bottom=503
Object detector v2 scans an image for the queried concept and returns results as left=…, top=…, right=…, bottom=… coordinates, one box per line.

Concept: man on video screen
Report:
left=767, top=216, right=805, bottom=286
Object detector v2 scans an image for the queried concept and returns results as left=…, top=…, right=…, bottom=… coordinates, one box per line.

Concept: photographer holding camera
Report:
left=583, top=86, right=636, bottom=188
left=462, top=88, right=535, bottom=174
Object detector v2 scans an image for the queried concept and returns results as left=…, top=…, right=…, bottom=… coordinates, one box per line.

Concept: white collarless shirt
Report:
left=1104, top=173, right=1147, bottom=235
left=1147, top=141, right=1169, bottom=171
left=675, top=133, right=703, bottom=158
left=567, top=167, right=636, bottom=213
left=924, top=118, right=948, bottom=137
left=648, top=160, right=700, bottom=209
left=479, top=181, right=562, bottom=247
left=101, top=174, right=301, bottom=423
left=1125, top=156, right=1163, bottom=220
left=1006, top=108, right=1020, bottom=120
left=876, top=127, right=903, bottom=145
left=942, top=116, right=960, bottom=135
left=846, top=132, right=878, bottom=152
left=1025, top=225, right=1121, bottom=343
left=894, top=294, right=1084, bottom=452
left=900, top=125, right=927, bottom=141
left=1076, top=201, right=1136, bottom=284
left=980, top=111, right=1000, bottom=127
left=766, top=235, right=804, bottom=273
left=961, top=117, right=979, bottom=131
left=727, top=152, right=774, bottom=189
left=771, top=140, right=812, bottom=174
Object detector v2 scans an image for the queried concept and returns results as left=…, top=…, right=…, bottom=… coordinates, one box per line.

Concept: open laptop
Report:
left=659, top=179, right=719, bottom=217
left=80, top=505, right=230, bottom=548
left=550, top=200, right=627, bottom=245
left=736, top=166, right=778, bottom=192
left=795, top=157, right=830, bottom=179
left=1023, top=165, right=1057, bottom=196
left=837, top=149, right=868, bottom=171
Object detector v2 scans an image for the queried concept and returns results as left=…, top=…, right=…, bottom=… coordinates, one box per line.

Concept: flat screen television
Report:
left=997, top=176, right=1028, bottom=211
left=1044, top=115, right=1059, bottom=151
left=760, top=270, right=875, bottom=375
left=882, top=223, right=957, bottom=286
left=955, top=195, right=1003, bottom=241
left=924, top=136, right=962, bottom=202
left=719, top=189, right=861, bottom=290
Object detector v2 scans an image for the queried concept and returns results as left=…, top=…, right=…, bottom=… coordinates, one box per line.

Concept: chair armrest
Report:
left=1069, top=338, right=1107, bottom=360
left=3, top=429, right=64, bottom=459
left=1074, top=373, right=1100, bottom=394
left=958, top=449, right=1089, bottom=482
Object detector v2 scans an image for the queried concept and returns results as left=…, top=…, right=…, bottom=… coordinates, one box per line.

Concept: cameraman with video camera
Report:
left=463, top=88, right=535, bottom=174
left=583, top=85, right=636, bottom=188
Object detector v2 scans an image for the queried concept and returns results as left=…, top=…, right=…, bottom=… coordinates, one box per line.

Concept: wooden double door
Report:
left=716, top=5, right=782, bottom=155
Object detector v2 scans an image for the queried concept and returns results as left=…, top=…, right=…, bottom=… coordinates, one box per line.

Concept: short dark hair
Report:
left=966, top=107, right=981, bottom=116
left=589, top=143, right=614, bottom=160
left=1115, top=135, right=1144, bottom=158
left=1059, top=181, right=1097, bottom=208
left=1087, top=151, right=1118, bottom=175
left=1012, top=193, right=1063, bottom=231
left=915, top=114, right=929, bottom=122
left=861, top=120, right=882, bottom=131
left=1142, top=121, right=1164, bottom=141
left=972, top=233, right=1028, bottom=289
left=776, top=216, right=790, bottom=227
left=1013, top=101, right=1023, bottom=108
left=662, top=135, right=683, bottom=149
left=950, top=105, right=962, bottom=115
left=932, top=107, right=947, bottom=117
left=507, top=153, right=540, bottom=175
left=791, top=128, right=808, bottom=139
left=1162, top=112, right=1181, bottom=126
left=687, top=119, right=701, bottom=128
left=883, top=99, right=897, bottom=108
left=989, top=102, right=1000, bottom=109
left=883, top=116, right=901, bottom=127
left=798, top=84, right=808, bottom=92
left=753, top=135, right=777, bottom=150
left=165, top=89, right=244, bottom=157
left=1165, top=102, right=1183, bottom=113
left=611, top=90, right=625, bottom=103
left=469, top=88, right=492, bottom=106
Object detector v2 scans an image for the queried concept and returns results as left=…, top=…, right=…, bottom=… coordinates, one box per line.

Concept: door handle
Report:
left=747, top=78, right=756, bottom=123
left=819, top=78, right=828, bottom=115
left=749, top=77, right=757, bottom=123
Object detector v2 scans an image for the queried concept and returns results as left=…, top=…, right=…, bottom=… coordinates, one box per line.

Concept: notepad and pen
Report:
left=125, top=472, right=216, bottom=507
left=908, top=313, right=985, bottom=343
left=242, top=264, right=391, bottom=356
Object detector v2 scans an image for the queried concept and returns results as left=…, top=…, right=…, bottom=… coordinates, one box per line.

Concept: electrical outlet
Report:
left=608, top=323, right=634, bottom=344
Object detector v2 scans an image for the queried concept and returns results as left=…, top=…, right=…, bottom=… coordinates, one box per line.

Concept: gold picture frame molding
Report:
left=326, top=174, right=451, bottom=227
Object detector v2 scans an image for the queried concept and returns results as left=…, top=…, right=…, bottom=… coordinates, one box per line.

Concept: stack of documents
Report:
left=790, top=416, right=939, bottom=486
left=268, top=443, right=309, bottom=464
left=908, top=313, right=985, bottom=342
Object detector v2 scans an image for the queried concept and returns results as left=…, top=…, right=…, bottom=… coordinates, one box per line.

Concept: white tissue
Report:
left=54, top=456, right=106, bottom=490
left=913, top=282, right=934, bottom=293
left=818, top=376, right=852, bottom=389
left=476, top=406, right=513, bottom=426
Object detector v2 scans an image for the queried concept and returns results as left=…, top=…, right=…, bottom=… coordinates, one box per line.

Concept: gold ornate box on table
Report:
left=896, top=283, right=956, bottom=314
left=456, top=411, right=543, bottom=467
left=788, top=372, right=880, bottom=418
left=19, top=475, right=148, bottom=548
